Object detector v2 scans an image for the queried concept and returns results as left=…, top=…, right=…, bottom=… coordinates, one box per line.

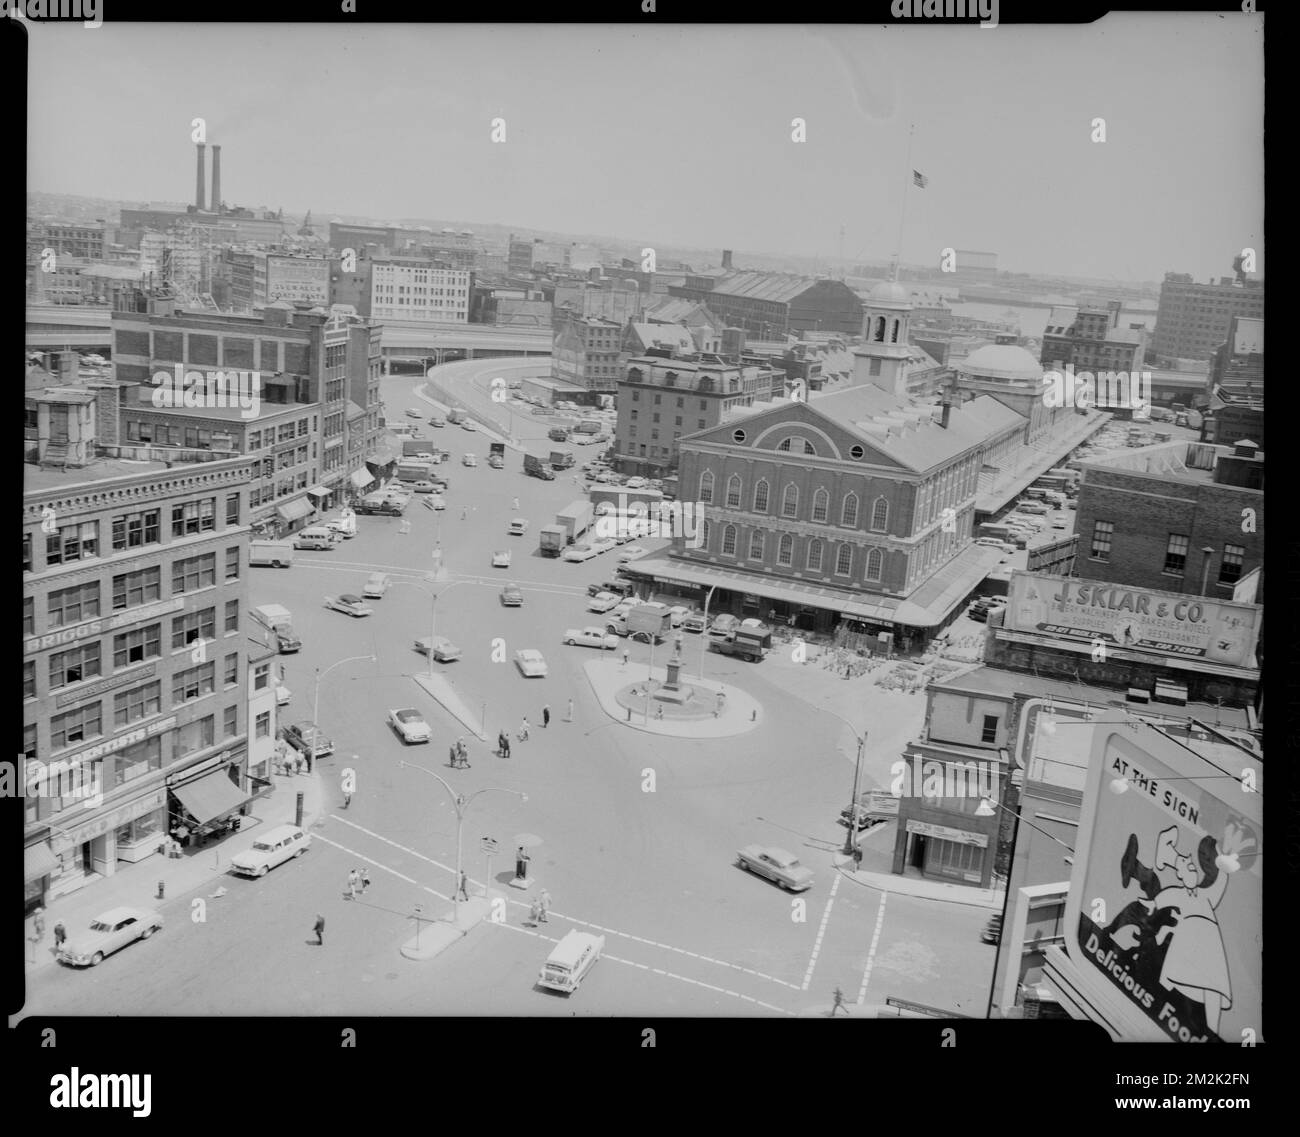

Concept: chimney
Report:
left=211, top=144, right=222, bottom=213
left=195, top=143, right=207, bottom=211
left=940, top=401, right=951, bottom=429
left=721, top=249, right=733, bottom=270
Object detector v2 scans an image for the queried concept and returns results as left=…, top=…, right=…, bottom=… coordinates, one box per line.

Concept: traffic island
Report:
left=412, top=672, right=489, bottom=742
left=583, top=659, right=762, bottom=738
left=400, top=894, right=494, bottom=960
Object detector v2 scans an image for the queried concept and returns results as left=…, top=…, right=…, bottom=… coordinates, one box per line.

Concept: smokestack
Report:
left=940, top=401, right=951, bottom=429
left=195, top=143, right=207, bottom=211
left=211, top=144, right=222, bottom=214
left=721, top=249, right=733, bottom=270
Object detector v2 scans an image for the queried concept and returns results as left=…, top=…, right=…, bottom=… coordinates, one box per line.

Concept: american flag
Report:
left=913, top=170, right=929, bottom=189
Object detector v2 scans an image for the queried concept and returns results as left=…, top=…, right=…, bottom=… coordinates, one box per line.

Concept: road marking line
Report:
left=329, top=814, right=801, bottom=989
left=800, top=872, right=841, bottom=991
left=856, top=892, right=889, bottom=1006
left=295, top=561, right=589, bottom=597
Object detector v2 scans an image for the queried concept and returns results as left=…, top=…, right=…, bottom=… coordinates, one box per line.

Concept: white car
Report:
left=388, top=707, right=432, bottom=744
left=461, top=420, right=478, bottom=432
left=625, top=476, right=648, bottom=489
left=492, top=549, right=512, bottom=568
left=324, top=594, right=374, bottom=618
left=411, top=480, right=438, bottom=493
left=514, top=649, right=549, bottom=678
left=414, top=636, right=462, bottom=662
left=563, top=626, right=619, bottom=650
left=230, top=825, right=311, bottom=878
left=275, top=682, right=292, bottom=707
left=588, top=591, right=623, bottom=613
left=589, top=537, right=618, bottom=556
left=429, top=495, right=447, bottom=510
left=617, top=545, right=648, bottom=562
left=58, top=907, right=163, bottom=967
left=363, top=572, right=390, bottom=598
left=665, top=605, right=692, bottom=628
left=463, top=453, right=478, bottom=467
left=405, top=408, right=423, bottom=418
left=563, top=544, right=598, bottom=563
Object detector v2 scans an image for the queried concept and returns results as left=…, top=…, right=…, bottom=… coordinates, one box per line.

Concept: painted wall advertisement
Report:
left=266, top=257, right=330, bottom=306
left=1064, top=714, right=1262, bottom=1042
left=1005, top=572, right=1260, bottom=668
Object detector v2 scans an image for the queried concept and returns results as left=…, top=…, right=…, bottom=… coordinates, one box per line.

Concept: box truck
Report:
left=539, top=524, right=568, bottom=557
left=523, top=453, right=556, bottom=480
left=250, top=540, right=296, bottom=568
left=550, top=449, right=575, bottom=470
left=555, top=500, right=594, bottom=544
left=447, top=408, right=468, bottom=425
left=250, top=604, right=301, bottom=653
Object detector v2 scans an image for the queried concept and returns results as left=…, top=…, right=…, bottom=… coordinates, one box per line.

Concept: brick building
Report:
left=668, top=269, right=863, bottom=339
left=553, top=313, right=625, bottom=392
left=1040, top=300, right=1148, bottom=378
left=1152, top=270, right=1264, bottom=364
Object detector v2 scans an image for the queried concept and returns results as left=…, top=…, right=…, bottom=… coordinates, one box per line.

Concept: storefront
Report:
left=275, top=496, right=313, bottom=536
left=305, top=484, right=332, bottom=511
left=39, top=786, right=170, bottom=899
left=167, top=754, right=258, bottom=846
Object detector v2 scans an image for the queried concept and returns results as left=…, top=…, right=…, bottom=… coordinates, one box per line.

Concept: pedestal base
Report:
left=508, top=876, right=531, bottom=890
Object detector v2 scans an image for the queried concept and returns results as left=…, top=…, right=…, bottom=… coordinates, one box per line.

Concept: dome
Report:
left=868, top=281, right=911, bottom=307
left=958, top=343, right=1044, bottom=383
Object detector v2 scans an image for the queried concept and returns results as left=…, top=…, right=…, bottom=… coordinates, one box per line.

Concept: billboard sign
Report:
left=1064, top=712, right=1262, bottom=1042
left=1004, top=572, right=1259, bottom=668
left=266, top=256, right=330, bottom=306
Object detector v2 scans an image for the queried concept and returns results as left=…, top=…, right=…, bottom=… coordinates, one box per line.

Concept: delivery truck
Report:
left=539, top=524, right=568, bottom=557
left=396, top=460, right=436, bottom=483
left=550, top=449, right=575, bottom=470
left=446, top=408, right=468, bottom=425
left=555, top=500, right=594, bottom=544
left=250, top=540, right=296, bottom=568
left=523, top=453, right=556, bottom=480
left=708, top=628, right=766, bottom=661
left=606, top=602, right=673, bottom=641
left=250, top=604, right=302, bottom=653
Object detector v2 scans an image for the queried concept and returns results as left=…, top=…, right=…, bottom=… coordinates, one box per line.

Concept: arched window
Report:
left=726, top=474, right=742, bottom=509
left=721, top=525, right=737, bottom=556
left=748, top=530, right=764, bottom=560
left=890, top=319, right=900, bottom=343
left=701, top=519, right=712, bottom=549
left=812, top=487, right=829, bottom=523
left=871, top=496, right=889, bottom=531
left=835, top=544, right=853, bottom=576
left=753, top=479, right=770, bottom=513
left=777, top=438, right=792, bottom=451
left=781, top=484, right=799, bottom=518
left=866, top=547, right=883, bottom=581
left=803, top=440, right=817, bottom=456
left=873, top=316, right=886, bottom=343
left=699, top=470, right=714, bottom=504
left=841, top=492, right=859, bottom=528
left=777, top=533, right=793, bottom=566
left=806, top=539, right=824, bottom=572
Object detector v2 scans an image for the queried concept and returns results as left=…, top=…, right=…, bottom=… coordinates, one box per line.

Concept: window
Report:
left=866, top=548, right=883, bottom=581
left=172, top=662, right=215, bottom=705
left=225, top=546, right=241, bottom=580
left=24, top=659, right=36, bottom=699
left=253, top=662, right=271, bottom=691
left=255, top=710, right=271, bottom=739
left=224, top=654, right=239, bottom=687
left=778, top=438, right=791, bottom=451
left=226, top=494, right=240, bottom=525
left=835, top=545, right=853, bottom=576
left=114, top=681, right=162, bottom=727
left=171, top=608, right=215, bottom=651
left=112, top=509, right=160, bottom=551
left=807, top=539, right=824, bottom=572
left=722, top=525, right=737, bottom=555
left=49, top=643, right=102, bottom=689
left=172, top=553, right=216, bottom=594
left=781, top=484, right=798, bottom=518
left=175, top=715, right=215, bottom=758
left=869, top=358, right=882, bottom=376
left=113, top=737, right=161, bottom=787
left=171, top=498, right=216, bottom=537
left=1090, top=520, right=1114, bottom=560
left=1219, top=544, right=1245, bottom=585
left=50, top=581, right=100, bottom=626
left=23, top=532, right=32, bottom=573
left=753, top=480, right=770, bottom=512
left=24, top=723, right=37, bottom=762
left=981, top=715, right=999, bottom=744
left=812, top=488, right=829, bottom=523
left=46, top=520, right=98, bottom=565
left=24, top=595, right=34, bottom=635
left=777, top=533, right=793, bottom=566
left=113, top=624, right=161, bottom=669
left=749, top=530, right=764, bottom=560
left=1164, top=533, right=1189, bottom=575
left=51, top=703, right=102, bottom=751
left=223, top=704, right=239, bottom=738
left=803, top=440, right=817, bottom=456
left=870, top=497, right=888, bottom=531
left=726, top=475, right=742, bottom=508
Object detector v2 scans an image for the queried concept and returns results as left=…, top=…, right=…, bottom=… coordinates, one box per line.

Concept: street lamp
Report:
left=812, top=702, right=869, bottom=857
left=398, top=760, right=526, bottom=923
left=312, top=654, right=376, bottom=772
left=393, top=567, right=459, bottom=681
left=697, top=584, right=718, bottom=680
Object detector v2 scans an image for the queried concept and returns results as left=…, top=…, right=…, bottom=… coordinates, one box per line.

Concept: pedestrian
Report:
left=529, top=897, right=542, bottom=924
left=457, top=871, right=470, bottom=901
left=449, top=741, right=458, bottom=768
left=519, top=717, right=530, bottom=741
left=622, top=649, right=629, bottom=668
left=457, top=738, right=471, bottom=768
left=314, top=913, right=325, bottom=945
left=515, top=847, right=530, bottom=881
left=566, top=698, right=574, bottom=723
left=538, top=888, right=551, bottom=923
left=347, top=869, right=359, bottom=900
left=54, top=921, right=67, bottom=950
left=361, top=869, right=371, bottom=894
left=542, top=705, right=551, bottom=728
left=656, top=704, right=664, bottom=721
left=788, top=612, right=796, bottom=627
left=832, top=987, right=850, bottom=1016
left=512, top=497, right=520, bottom=510
left=32, top=907, right=45, bottom=941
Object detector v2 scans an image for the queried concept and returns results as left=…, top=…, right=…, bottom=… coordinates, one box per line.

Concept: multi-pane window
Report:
left=50, top=581, right=100, bottom=626
left=866, top=548, right=883, bottom=581
left=870, top=497, right=888, bottom=531
left=700, top=520, right=712, bottom=549
left=171, top=498, right=216, bottom=537
left=223, top=704, right=239, bottom=738
left=49, top=643, right=102, bottom=689
left=255, top=710, right=271, bottom=739
left=726, top=475, right=742, bottom=509
left=781, top=485, right=798, bottom=518
left=23, top=532, right=32, bottom=573
left=172, top=553, right=216, bottom=594
left=114, top=681, right=162, bottom=727
left=803, top=440, right=817, bottom=456
left=113, top=624, right=161, bottom=669
left=807, top=539, right=824, bottom=572
left=24, top=659, right=36, bottom=699
left=24, top=723, right=37, bottom=762
left=777, top=534, right=793, bottom=566
left=224, top=654, right=239, bottom=686
left=1164, top=534, right=1189, bottom=574
left=113, top=566, right=160, bottom=611
left=753, top=480, right=769, bottom=512
left=171, top=608, right=215, bottom=651
left=1090, top=520, right=1114, bottom=560
left=225, top=547, right=241, bottom=580
left=1219, top=544, right=1245, bottom=585
left=113, top=737, right=161, bottom=787
left=835, top=545, right=853, bottom=576
left=253, top=662, right=271, bottom=690
left=777, top=438, right=791, bottom=451
left=51, top=703, right=102, bottom=751
left=172, top=662, right=216, bottom=705
left=812, top=488, right=829, bottom=523
left=699, top=471, right=714, bottom=504
left=749, top=531, right=764, bottom=560
left=175, top=715, right=215, bottom=758
left=842, top=494, right=859, bottom=528
left=226, top=494, right=240, bottom=525
left=46, top=521, right=98, bottom=565
left=981, top=715, right=999, bottom=744
left=224, top=599, right=239, bottom=633
left=722, top=525, right=737, bottom=555
left=24, top=595, right=34, bottom=635
left=112, top=509, right=160, bottom=551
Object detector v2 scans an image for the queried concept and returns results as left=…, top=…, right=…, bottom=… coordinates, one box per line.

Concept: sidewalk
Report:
left=831, top=823, right=1003, bottom=910
left=23, top=768, right=326, bottom=974
left=582, top=658, right=761, bottom=738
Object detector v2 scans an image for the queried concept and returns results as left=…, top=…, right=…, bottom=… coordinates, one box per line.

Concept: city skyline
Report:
left=28, top=16, right=1262, bottom=283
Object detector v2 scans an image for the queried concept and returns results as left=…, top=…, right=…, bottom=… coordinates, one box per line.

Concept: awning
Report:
left=350, top=469, right=374, bottom=489
left=276, top=497, right=313, bottom=523
left=171, top=770, right=248, bottom=825
left=305, top=484, right=331, bottom=499
left=25, top=841, right=59, bottom=883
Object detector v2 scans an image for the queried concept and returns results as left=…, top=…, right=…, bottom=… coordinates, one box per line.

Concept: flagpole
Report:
left=894, top=122, right=916, bottom=283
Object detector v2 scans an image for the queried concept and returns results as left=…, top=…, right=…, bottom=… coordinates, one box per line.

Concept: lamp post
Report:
left=698, top=584, right=718, bottom=679
left=394, top=561, right=457, bottom=681
left=809, top=702, right=869, bottom=858
left=398, top=760, right=526, bottom=923
left=312, top=654, right=375, bottom=772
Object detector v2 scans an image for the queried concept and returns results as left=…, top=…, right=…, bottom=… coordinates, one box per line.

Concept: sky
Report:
left=28, top=16, right=1263, bottom=283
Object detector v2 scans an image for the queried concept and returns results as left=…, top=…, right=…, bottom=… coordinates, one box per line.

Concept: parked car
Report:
left=461, top=420, right=478, bottom=432
left=58, top=907, right=163, bottom=967
left=589, top=537, right=618, bottom=556
left=509, top=518, right=529, bottom=535
left=405, top=407, right=423, bottom=418
left=1051, top=518, right=1069, bottom=530
left=974, top=538, right=1016, bottom=554
left=428, top=495, right=447, bottom=510
left=429, top=415, right=445, bottom=427
left=1015, top=500, right=1049, bottom=514
left=563, top=626, right=620, bottom=650
left=282, top=721, right=334, bottom=759
left=488, top=454, right=504, bottom=469
left=624, top=476, right=648, bottom=489
left=275, top=681, right=292, bottom=706
left=492, top=549, right=512, bottom=568
left=500, top=584, right=524, bottom=607
left=681, top=611, right=707, bottom=634
left=324, top=594, right=373, bottom=618
left=587, top=591, right=623, bottom=613
left=562, top=544, right=598, bottom=563
left=736, top=846, right=814, bottom=891
left=411, top=480, right=438, bottom=494
left=514, top=649, right=548, bottom=678
left=462, top=453, right=478, bottom=467
left=230, top=825, right=311, bottom=878
left=388, top=707, right=432, bottom=744
left=413, top=636, right=462, bottom=662
left=616, top=545, right=648, bottom=562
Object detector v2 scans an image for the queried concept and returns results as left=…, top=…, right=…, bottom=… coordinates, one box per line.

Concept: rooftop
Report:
left=691, top=270, right=828, bottom=304
left=24, top=451, right=245, bottom=496
left=1078, top=439, right=1263, bottom=486
left=957, top=343, right=1044, bottom=383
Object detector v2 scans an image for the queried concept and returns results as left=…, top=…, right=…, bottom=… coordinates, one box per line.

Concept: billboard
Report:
left=266, top=256, right=330, bottom=306
left=1064, top=713, right=1262, bottom=1042
left=1004, top=572, right=1259, bottom=668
